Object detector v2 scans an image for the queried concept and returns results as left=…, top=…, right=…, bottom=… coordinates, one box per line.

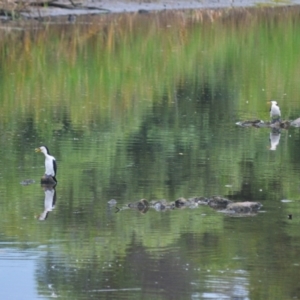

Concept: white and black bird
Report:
left=268, top=101, right=281, bottom=122
left=35, top=146, right=57, bottom=183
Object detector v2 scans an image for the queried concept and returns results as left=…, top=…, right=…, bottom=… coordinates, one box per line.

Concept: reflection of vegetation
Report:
left=1, top=7, right=300, bottom=299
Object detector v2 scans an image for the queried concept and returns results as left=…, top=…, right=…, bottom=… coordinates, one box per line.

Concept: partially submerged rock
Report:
left=270, top=120, right=290, bottom=129
left=225, top=201, right=262, bottom=214
left=149, top=199, right=175, bottom=211
left=188, top=196, right=209, bottom=205
left=128, top=199, right=149, bottom=213
left=236, top=120, right=266, bottom=128
left=175, top=197, right=199, bottom=209
left=175, top=197, right=188, bottom=208
left=175, top=197, right=209, bottom=208
left=236, top=119, right=300, bottom=129
left=40, top=175, right=57, bottom=185
left=116, top=196, right=262, bottom=216
left=20, top=179, right=35, bottom=186
left=208, top=196, right=233, bottom=209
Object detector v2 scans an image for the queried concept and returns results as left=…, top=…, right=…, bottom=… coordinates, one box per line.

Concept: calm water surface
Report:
left=1, top=7, right=300, bottom=299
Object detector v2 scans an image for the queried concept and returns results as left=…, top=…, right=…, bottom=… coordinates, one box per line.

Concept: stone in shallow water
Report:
left=208, top=196, right=232, bottom=209
left=40, top=175, right=56, bottom=185
left=128, top=199, right=149, bottom=213
left=225, top=201, right=262, bottom=213
left=20, top=179, right=35, bottom=186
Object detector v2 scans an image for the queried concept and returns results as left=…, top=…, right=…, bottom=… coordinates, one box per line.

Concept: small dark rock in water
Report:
left=208, top=196, right=232, bottom=209
left=236, top=120, right=265, bottom=128
left=128, top=199, right=149, bottom=210
left=225, top=202, right=262, bottom=214
left=237, top=119, right=291, bottom=129
left=189, top=196, right=209, bottom=204
left=108, top=199, right=117, bottom=206
left=153, top=201, right=166, bottom=211
left=150, top=200, right=175, bottom=211
left=150, top=199, right=167, bottom=211
left=175, top=197, right=187, bottom=208
left=175, top=197, right=200, bottom=209
left=20, top=179, right=35, bottom=186
left=270, top=120, right=290, bottom=129
left=41, top=175, right=56, bottom=185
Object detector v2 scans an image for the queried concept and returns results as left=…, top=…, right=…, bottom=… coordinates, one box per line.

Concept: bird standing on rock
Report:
left=268, top=101, right=281, bottom=123
left=35, top=146, right=57, bottom=183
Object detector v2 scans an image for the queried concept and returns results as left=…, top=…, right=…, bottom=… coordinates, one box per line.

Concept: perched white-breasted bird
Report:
left=35, top=146, right=57, bottom=182
left=268, top=101, right=281, bottom=122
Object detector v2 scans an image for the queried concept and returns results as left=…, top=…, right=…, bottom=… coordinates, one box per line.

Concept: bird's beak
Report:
left=267, top=101, right=271, bottom=104
left=35, top=148, right=41, bottom=153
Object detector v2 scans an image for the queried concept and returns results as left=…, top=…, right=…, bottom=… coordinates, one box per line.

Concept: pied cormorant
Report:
left=268, top=101, right=281, bottom=122
left=35, top=146, right=57, bottom=182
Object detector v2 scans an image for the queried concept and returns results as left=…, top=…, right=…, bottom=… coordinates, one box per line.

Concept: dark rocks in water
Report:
left=208, top=196, right=233, bottom=209
left=41, top=175, right=56, bottom=185
left=115, top=196, right=262, bottom=216
left=236, top=120, right=265, bottom=128
left=175, top=197, right=199, bottom=208
left=189, top=196, right=209, bottom=205
left=128, top=199, right=149, bottom=213
left=225, top=201, right=262, bottom=214
left=237, top=119, right=293, bottom=129
left=150, top=199, right=175, bottom=211
left=20, top=179, right=35, bottom=186
left=270, top=120, right=290, bottom=129
left=153, top=201, right=166, bottom=211
left=175, top=197, right=187, bottom=208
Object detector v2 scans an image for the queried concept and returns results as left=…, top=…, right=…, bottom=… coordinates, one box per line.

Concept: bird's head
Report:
left=35, top=146, right=50, bottom=155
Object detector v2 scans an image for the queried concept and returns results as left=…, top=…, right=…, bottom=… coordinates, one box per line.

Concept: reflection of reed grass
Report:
left=1, top=6, right=300, bottom=127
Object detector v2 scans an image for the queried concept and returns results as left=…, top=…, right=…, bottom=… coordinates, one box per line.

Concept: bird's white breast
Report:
left=270, top=104, right=281, bottom=117
left=45, top=155, right=56, bottom=176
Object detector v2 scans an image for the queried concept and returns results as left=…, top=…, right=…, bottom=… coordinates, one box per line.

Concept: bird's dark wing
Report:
left=53, top=159, right=57, bottom=176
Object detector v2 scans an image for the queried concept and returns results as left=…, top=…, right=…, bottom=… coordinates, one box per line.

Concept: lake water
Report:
left=1, top=7, right=300, bottom=299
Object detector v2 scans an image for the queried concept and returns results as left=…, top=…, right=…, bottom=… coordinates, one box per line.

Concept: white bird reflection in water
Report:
left=38, top=184, right=56, bottom=221
left=269, top=129, right=281, bottom=151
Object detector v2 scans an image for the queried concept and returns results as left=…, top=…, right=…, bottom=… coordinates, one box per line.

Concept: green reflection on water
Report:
left=1, top=7, right=300, bottom=299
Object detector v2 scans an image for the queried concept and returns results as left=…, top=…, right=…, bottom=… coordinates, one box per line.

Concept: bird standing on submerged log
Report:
left=35, top=146, right=57, bottom=183
left=268, top=101, right=281, bottom=123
